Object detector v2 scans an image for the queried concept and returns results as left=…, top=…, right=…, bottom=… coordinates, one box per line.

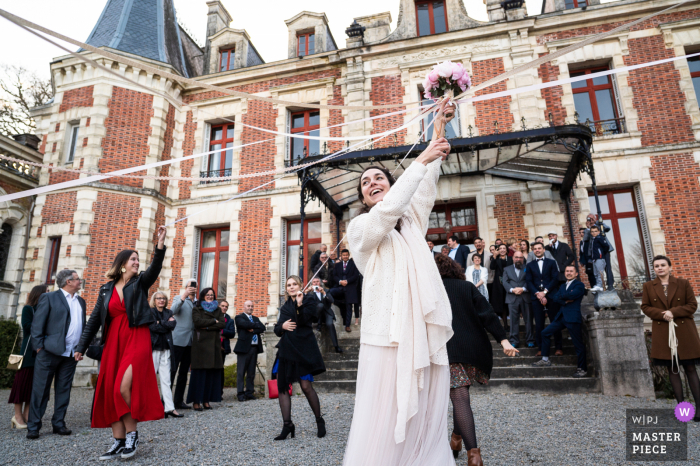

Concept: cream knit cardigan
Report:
left=347, top=159, right=453, bottom=443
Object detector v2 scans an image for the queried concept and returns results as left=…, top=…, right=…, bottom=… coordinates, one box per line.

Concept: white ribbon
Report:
left=669, top=319, right=680, bottom=374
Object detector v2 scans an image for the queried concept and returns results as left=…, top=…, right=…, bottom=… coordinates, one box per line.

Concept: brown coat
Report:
left=641, top=276, right=700, bottom=360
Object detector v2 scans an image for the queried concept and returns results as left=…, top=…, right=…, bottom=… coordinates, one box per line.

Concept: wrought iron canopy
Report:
left=297, top=124, right=593, bottom=217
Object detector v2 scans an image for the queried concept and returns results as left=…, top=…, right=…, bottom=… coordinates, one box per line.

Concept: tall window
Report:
left=199, top=228, right=229, bottom=299
left=0, top=223, right=12, bottom=281
left=421, top=95, right=459, bottom=141
left=426, top=203, right=478, bottom=248
left=297, top=32, right=315, bottom=57
left=286, top=219, right=322, bottom=283
left=588, top=190, right=649, bottom=288
left=46, top=237, right=61, bottom=285
left=564, top=0, right=587, bottom=8
left=571, top=67, right=624, bottom=135
left=689, top=56, right=700, bottom=105
left=219, top=48, right=235, bottom=72
left=290, top=111, right=320, bottom=165
left=66, top=124, right=79, bottom=163
left=416, top=1, right=448, bottom=37
left=203, top=124, right=234, bottom=183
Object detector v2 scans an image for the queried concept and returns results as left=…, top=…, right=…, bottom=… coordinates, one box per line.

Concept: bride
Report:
left=342, top=100, right=456, bottom=466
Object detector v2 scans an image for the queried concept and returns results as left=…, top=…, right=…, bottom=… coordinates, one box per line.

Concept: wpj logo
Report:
left=626, top=409, right=687, bottom=462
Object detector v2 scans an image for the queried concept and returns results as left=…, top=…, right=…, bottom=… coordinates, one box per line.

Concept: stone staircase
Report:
left=313, top=304, right=361, bottom=393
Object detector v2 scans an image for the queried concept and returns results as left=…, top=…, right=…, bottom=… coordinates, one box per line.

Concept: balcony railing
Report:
left=199, top=168, right=232, bottom=185
left=0, top=157, right=40, bottom=182
left=584, top=117, right=627, bottom=137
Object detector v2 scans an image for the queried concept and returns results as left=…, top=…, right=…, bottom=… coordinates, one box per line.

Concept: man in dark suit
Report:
left=27, top=269, right=86, bottom=439
left=525, top=242, right=563, bottom=356
left=233, top=300, right=266, bottom=402
left=533, top=265, right=588, bottom=378
left=330, top=249, right=360, bottom=332
left=312, top=252, right=334, bottom=288
left=309, top=244, right=328, bottom=274
left=307, top=277, right=342, bottom=353
left=446, top=235, right=470, bottom=270
left=545, top=232, right=575, bottom=283
left=427, top=240, right=439, bottom=258
left=503, top=251, right=534, bottom=348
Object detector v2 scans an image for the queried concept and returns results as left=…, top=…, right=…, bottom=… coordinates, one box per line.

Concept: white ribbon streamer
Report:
left=669, top=319, right=680, bottom=374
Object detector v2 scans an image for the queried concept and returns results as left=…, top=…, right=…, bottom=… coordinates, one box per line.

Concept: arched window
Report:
left=0, top=223, right=13, bottom=281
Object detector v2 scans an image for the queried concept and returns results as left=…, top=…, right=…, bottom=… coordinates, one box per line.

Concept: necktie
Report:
left=247, top=314, right=258, bottom=345
left=343, top=262, right=347, bottom=270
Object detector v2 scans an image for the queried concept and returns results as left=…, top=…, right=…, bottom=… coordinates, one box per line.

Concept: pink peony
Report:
left=424, top=90, right=432, bottom=100
left=435, top=61, right=453, bottom=78
left=423, top=77, right=432, bottom=91
left=428, top=69, right=440, bottom=84
left=451, top=62, right=464, bottom=81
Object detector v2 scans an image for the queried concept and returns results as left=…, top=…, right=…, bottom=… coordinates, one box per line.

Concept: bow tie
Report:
left=537, top=258, right=544, bottom=262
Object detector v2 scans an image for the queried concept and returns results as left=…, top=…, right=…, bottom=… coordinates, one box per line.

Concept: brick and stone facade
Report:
left=12, top=0, right=700, bottom=342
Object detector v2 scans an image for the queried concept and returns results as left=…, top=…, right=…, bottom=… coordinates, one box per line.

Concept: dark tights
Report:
left=450, top=386, right=477, bottom=450
left=278, top=379, right=322, bottom=424
left=668, top=363, right=700, bottom=406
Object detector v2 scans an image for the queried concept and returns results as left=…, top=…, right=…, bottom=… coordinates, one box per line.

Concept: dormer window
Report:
left=416, top=1, right=448, bottom=37
left=297, top=32, right=315, bottom=57
left=564, top=0, right=587, bottom=8
left=219, top=48, right=235, bottom=72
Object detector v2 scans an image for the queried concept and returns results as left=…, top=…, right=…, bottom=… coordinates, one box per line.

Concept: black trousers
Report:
left=532, top=299, right=562, bottom=351
left=320, top=312, right=340, bottom=348
left=329, top=287, right=359, bottom=327
left=542, top=319, right=587, bottom=371
left=236, top=347, right=258, bottom=398
left=585, top=262, right=596, bottom=289
left=170, top=345, right=191, bottom=406
left=27, top=350, right=78, bottom=432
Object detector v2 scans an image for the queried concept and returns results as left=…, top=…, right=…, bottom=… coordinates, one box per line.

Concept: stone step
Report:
left=313, top=380, right=357, bottom=394
left=490, top=346, right=576, bottom=357
left=491, top=365, right=582, bottom=378
left=470, top=376, right=600, bottom=394
left=315, top=369, right=357, bottom=381
left=492, top=354, right=578, bottom=367
left=491, top=339, right=574, bottom=349
left=323, top=350, right=361, bottom=361
left=325, top=359, right=360, bottom=371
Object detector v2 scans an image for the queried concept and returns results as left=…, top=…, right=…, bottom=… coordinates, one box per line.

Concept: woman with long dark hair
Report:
left=187, top=287, right=226, bottom=411
left=435, top=254, right=518, bottom=463
left=74, top=226, right=167, bottom=460
left=489, top=243, right=513, bottom=330
left=343, top=100, right=456, bottom=465
left=273, top=275, right=326, bottom=440
left=8, top=284, right=48, bottom=429
left=519, top=239, right=530, bottom=259
left=642, top=255, right=700, bottom=422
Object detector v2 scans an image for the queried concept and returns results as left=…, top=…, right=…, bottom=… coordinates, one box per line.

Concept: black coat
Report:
left=190, top=304, right=226, bottom=370
left=20, top=305, right=37, bottom=368
left=312, top=261, right=334, bottom=287
left=233, top=313, right=265, bottom=355
left=76, top=246, right=165, bottom=354
left=308, top=288, right=335, bottom=320
left=32, top=290, right=86, bottom=357
left=546, top=241, right=576, bottom=282
left=149, top=307, right=176, bottom=352
left=274, top=294, right=325, bottom=378
left=332, top=259, right=360, bottom=304
left=309, top=250, right=323, bottom=273
left=442, top=279, right=507, bottom=376
left=452, top=244, right=471, bottom=271
left=222, top=314, right=236, bottom=354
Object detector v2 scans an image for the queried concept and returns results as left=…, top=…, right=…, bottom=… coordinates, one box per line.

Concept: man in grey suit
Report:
left=27, top=269, right=85, bottom=439
left=170, top=279, right=197, bottom=410
left=502, top=251, right=534, bottom=348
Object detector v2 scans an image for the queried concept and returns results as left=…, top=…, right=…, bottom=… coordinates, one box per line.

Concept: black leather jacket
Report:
left=75, top=246, right=166, bottom=354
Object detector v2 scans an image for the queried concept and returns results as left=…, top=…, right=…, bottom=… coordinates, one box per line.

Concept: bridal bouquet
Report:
left=423, top=61, right=471, bottom=100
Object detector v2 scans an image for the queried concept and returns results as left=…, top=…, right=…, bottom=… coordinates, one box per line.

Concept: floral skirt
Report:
left=449, top=363, right=489, bottom=389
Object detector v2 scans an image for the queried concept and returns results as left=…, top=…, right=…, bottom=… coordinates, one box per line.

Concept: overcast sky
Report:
left=0, top=0, right=617, bottom=79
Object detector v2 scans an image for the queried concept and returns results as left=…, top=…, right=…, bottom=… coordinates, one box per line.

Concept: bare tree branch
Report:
left=0, top=65, right=53, bottom=138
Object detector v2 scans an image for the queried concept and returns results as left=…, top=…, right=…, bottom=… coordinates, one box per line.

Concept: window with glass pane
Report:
left=588, top=189, right=649, bottom=287
left=415, top=1, right=448, bottom=36
left=689, top=56, right=700, bottom=105
left=426, top=203, right=478, bottom=249
left=421, top=97, right=459, bottom=140
left=199, top=228, right=230, bottom=299
left=219, top=48, right=235, bottom=72
left=204, top=124, right=234, bottom=183
left=564, top=0, right=585, bottom=9
left=66, top=125, right=79, bottom=163
left=289, top=111, right=320, bottom=165
left=297, top=33, right=315, bottom=57
left=285, top=219, right=322, bottom=282
left=46, top=237, right=61, bottom=285
left=570, top=66, right=624, bottom=135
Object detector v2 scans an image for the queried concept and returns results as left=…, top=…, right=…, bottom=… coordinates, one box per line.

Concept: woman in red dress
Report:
left=75, top=226, right=167, bottom=461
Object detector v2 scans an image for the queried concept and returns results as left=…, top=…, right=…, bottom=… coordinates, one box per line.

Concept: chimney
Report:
left=12, top=134, right=41, bottom=151
left=204, top=1, right=233, bottom=74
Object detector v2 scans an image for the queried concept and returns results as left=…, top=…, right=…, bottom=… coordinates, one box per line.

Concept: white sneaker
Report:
left=591, top=286, right=603, bottom=292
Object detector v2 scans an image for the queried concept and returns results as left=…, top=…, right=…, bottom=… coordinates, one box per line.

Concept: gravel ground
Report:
left=0, top=388, right=697, bottom=465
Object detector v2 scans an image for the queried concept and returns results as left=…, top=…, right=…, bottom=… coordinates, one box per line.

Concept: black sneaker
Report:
left=532, top=359, right=551, bottom=367
left=121, top=431, right=139, bottom=459
left=99, top=438, right=125, bottom=460
left=572, top=368, right=587, bottom=378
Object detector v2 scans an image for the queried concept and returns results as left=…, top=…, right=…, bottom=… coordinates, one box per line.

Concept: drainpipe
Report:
left=10, top=196, right=35, bottom=320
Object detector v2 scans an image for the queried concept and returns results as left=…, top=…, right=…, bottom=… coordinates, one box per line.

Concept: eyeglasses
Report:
left=155, top=297, right=166, bottom=300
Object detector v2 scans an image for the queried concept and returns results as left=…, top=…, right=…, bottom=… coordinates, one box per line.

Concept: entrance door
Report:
left=426, top=202, right=478, bottom=254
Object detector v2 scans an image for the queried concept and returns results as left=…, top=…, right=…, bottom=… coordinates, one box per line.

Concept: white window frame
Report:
left=65, top=123, right=80, bottom=163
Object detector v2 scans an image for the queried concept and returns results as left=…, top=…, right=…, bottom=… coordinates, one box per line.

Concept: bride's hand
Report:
left=416, top=137, right=451, bottom=165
